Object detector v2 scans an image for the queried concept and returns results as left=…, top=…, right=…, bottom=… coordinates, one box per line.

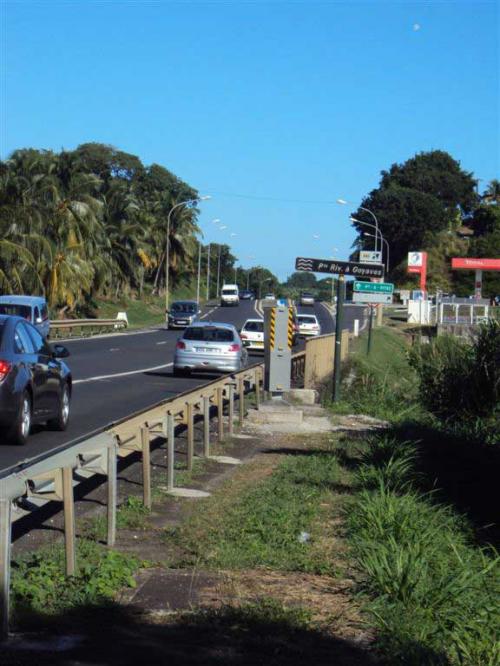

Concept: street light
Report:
left=205, top=219, right=220, bottom=301
left=349, top=216, right=380, bottom=252
left=165, top=195, right=211, bottom=314
left=364, top=232, right=390, bottom=273
left=337, top=198, right=381, bottom=253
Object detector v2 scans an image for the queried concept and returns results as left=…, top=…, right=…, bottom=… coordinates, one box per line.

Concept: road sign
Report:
left=295, top=257, right=384, bottom=278
left=359, top=250, right=382, bottom=264
left=353, top=281, right=393, bottom=294
left=353, top=292, right=393, bottom=304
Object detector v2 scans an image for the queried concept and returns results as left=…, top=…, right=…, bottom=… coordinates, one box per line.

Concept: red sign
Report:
left=452, top=258, right=500, bottom=271
left=407, top=251, right=427, bottom=291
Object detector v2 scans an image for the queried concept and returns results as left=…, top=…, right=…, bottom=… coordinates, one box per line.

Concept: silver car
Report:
left=173, top=322, right=248, bottom=376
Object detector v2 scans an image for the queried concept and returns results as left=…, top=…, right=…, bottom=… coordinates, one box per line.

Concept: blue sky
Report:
left=2, top=0, right=498, bottom=280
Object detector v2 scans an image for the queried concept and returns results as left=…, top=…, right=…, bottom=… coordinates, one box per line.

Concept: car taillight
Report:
left=176, top=341, right=186, bottom=350
left=0, top=360, right=12, bottom=381
left=229, top=343, right=240, bottom=352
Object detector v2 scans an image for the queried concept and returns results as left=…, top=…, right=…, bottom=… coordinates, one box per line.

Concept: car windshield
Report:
left=298, top=316, right=317, bottom=324
left=243, top=321, right=264, bottom=332
left=171, top=303, right=197, bottom=313
left=222, top=289, right=237, bottom=295
left=0, top=304, right=31, bottom=319
left=184, top=327, right=234, bottom=342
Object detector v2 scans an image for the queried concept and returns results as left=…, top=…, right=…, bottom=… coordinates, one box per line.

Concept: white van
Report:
left=220, top=284, right=239, bottom=307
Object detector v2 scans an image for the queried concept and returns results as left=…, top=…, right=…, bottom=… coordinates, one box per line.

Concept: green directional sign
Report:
left=353, top=281, right=394, bottom=294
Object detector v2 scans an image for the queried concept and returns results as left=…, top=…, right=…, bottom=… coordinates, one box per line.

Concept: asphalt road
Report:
left=0, top=299, right=365, bottom=474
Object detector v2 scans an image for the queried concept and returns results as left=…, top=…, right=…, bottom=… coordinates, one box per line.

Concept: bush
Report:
left=408, top=321, right=500, bottom=427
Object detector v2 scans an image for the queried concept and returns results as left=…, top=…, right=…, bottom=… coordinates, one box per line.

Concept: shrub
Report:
left=408, top=321, right=500, bottom=426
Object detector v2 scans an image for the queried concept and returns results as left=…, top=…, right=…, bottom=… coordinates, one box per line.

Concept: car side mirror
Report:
left=53, top=344, right=70, bottom=359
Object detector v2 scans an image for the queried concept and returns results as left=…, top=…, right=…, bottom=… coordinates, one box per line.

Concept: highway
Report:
left=0, top=300, right=366, bottom=474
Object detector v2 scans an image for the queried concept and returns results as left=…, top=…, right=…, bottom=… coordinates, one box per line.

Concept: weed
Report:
left=11, top=539, right=139, bottom=622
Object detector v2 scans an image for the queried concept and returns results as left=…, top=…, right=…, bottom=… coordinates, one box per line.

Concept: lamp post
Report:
left=165, top=195, right=211, bottom=314
left=364, top=232, right=390, bottom=273
left=337, top=198, right=381, bottom=253
left=349, top=216, right=383, bottom=256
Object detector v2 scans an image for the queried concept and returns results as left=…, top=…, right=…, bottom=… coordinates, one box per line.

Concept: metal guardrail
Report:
left=50, top=318, right=127, bottom=338
left=0, top=361, right=264, bottom=638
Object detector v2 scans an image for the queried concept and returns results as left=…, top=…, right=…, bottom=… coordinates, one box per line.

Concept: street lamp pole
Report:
left=364, top=232, right=390, bottom=273
left=165, top=195, right=210, bottom=314
left=337, top=198, right=381, bottom=253
left=349, top=216, right=383, bottom=255
left=216, top=245, right=221, bottom=297
left=206, top=244, right=211, bottom=300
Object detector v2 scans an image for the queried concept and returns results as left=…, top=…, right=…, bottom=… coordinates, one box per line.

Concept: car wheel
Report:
left=48, top=383, right=71, bottom=431
left=6, top=390, right=32, bottom=445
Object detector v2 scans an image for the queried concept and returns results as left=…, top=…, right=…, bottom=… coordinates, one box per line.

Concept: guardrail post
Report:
left=203, top=396, right=210, bottom=457
left=217, top=388, right=224, bottom=442
left=62, top=466, right=76, bottom=576
left=186, top=402, right=194, bottom=471
left=0, top=496, right=12, bottom=640
left=254, top=368, right=261, bottom=408
left=140, top=426, right=151, bottom=509
left=228, top=385, right=234, bottom=437
left=107, top=441, right=117, bottom=547
left=238, top=377, right=245, bottom=425
left=166, top=413, right=175, bottom=492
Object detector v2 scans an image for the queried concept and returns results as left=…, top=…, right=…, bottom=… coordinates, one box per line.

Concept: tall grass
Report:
left=347, top=435, right=500, bottom=665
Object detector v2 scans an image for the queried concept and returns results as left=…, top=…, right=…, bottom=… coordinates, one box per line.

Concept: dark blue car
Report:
left=0, top=315, right=72, bottom=445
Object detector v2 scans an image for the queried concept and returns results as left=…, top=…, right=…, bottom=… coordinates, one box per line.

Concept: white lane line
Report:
left=200, top=307, right=217, bottom=320
left=254, top=300, right=264, bottom=317
left=156, top=341, right=168, bottom=345
left=74, top=362, right=173, bottom=385
left=320, top=301, right=335, bottom=322
left=109, top=348, right=120, bottom=352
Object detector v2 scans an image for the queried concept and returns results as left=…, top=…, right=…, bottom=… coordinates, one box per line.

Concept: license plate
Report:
left=177, top=320, right=188, bottom=325
left=196, top=347, right=220, bottom=353
left=253, top=341, right=264, bottom=347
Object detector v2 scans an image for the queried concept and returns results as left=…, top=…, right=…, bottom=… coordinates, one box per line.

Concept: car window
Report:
left=172, top=302, right=196, bottom=313
left=0, top=304, right=32, bottom=320
left=298, top=316, right=317, bottom=324
left=26, top=323, right=51, bottom=354
left=222, top=289, right=237, bottom=296
left=243, top=321, right=264, bottom=332
left=14, top=328, right=26, bottom=354
left=184, top=327, right=234, bottom=342
left=16, top=324, right=35, bottom=354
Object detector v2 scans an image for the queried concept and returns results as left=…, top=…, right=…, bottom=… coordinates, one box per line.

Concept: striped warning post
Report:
left=269, top=307, right=276, bottom=350
left=287, top=308, right=294, bottom=349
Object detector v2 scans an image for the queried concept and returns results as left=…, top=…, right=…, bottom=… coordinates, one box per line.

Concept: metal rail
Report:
left=0, top=361, right=264, bottom=638
left=50, top=318, right=127, bottom=338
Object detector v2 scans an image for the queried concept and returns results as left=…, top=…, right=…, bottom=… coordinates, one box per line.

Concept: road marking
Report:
left=254, top=300, right=264, bottom=317
left=156, top=341, right=168, bottom=345
left=200, top=307, right=216, bottom=320
left=109, top=348, right=120, bottom=352
left=74, top=362, right=173, bottom=384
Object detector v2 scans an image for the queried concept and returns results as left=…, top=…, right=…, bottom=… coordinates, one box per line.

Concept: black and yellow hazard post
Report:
left=264, top=302, right=293, bottom=396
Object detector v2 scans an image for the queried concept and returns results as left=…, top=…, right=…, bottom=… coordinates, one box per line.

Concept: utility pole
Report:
left=216, top=245, right=221, bottom=297
left=332, top=274, right=345, bottom=402
left=206, top=244, right=211, bottom=300
left=196, top=241, right=202, bottom=305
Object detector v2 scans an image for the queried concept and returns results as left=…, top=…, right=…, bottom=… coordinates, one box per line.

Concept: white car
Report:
left=297, top=314, right=321, bottom=336
left=240, top=318, right=264, bottom=352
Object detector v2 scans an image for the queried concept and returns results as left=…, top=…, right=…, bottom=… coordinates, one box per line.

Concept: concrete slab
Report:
left=285, top=388, right=318, bottom=405
left=208, top=455, right=242, bottom=465
left=167, top=487, right=211, bottom=498
left=247, top=407, right=303, bottom=424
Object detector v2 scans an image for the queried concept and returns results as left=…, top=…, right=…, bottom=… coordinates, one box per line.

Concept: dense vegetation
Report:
left=0, top=143, right=278, bottom=314
left=350, top=151, right=500, bottom=296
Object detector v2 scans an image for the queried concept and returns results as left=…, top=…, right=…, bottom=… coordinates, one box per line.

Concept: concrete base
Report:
left=167, top=488, right=211, bottom=498
left=247, top=401, right=303, bottom=424
left=208, top=455, right=242, bottom=465
left=285, top=389, right=318, bottom=405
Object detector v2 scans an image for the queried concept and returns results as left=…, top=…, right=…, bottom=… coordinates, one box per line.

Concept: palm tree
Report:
left=482, top=179, right=500, bottom=204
